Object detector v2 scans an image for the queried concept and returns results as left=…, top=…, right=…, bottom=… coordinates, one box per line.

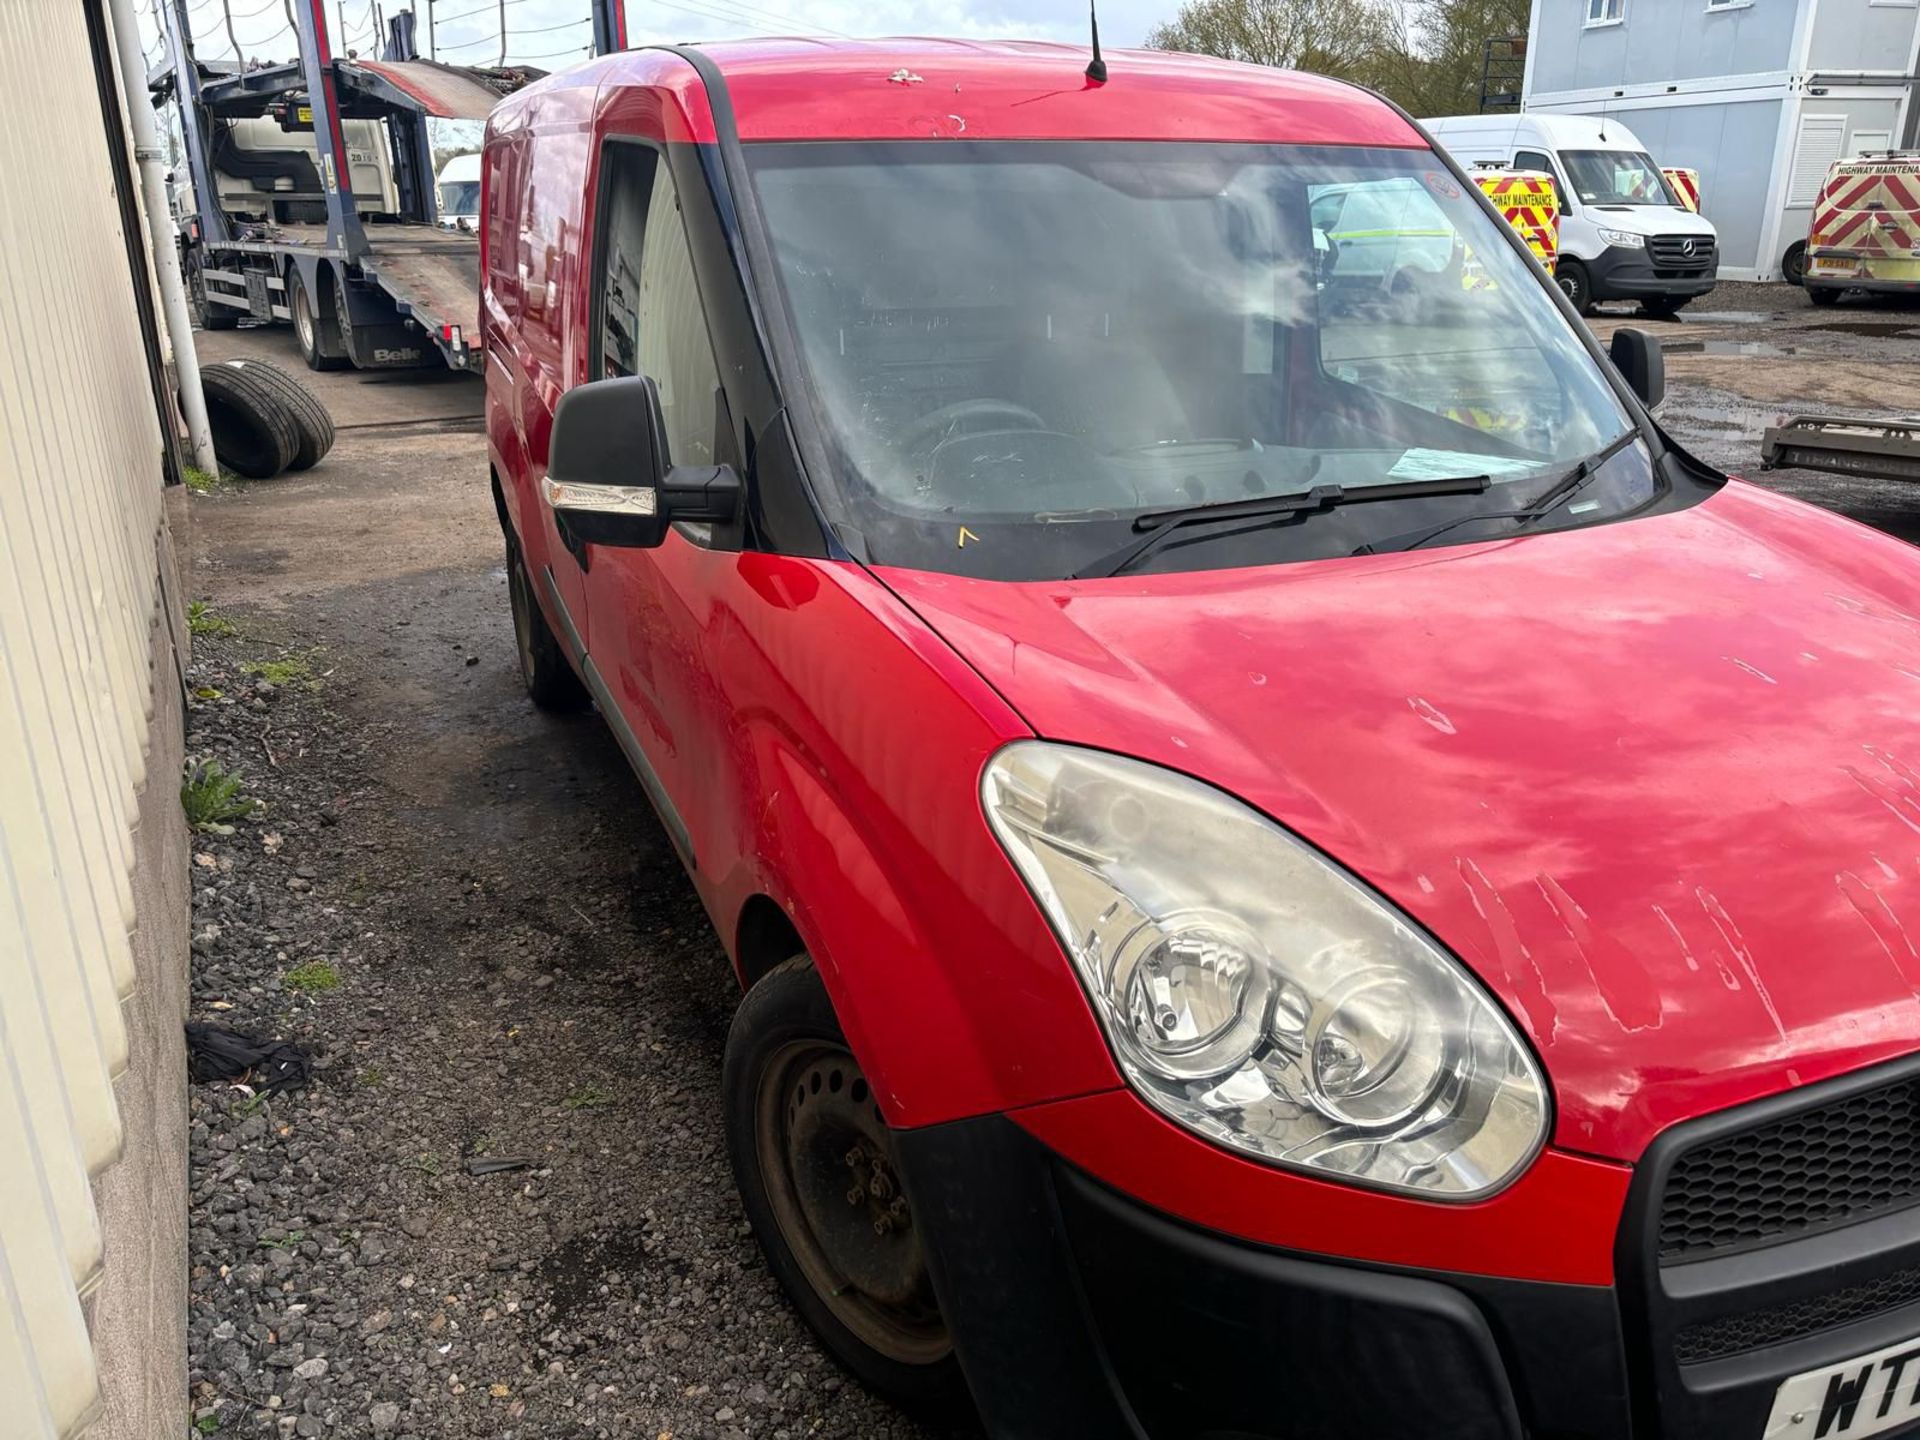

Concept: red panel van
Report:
left=485, top=40, right=1920, bottom=1440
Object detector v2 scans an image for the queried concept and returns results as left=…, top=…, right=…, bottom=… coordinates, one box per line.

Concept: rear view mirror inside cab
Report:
left=543, top=374, right=740, bottom=549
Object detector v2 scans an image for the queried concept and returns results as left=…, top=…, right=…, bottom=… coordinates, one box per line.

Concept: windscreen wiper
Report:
left=1071, top=475, right=1493, bottom=580
left=1350, top=432, right=1641, bottom=558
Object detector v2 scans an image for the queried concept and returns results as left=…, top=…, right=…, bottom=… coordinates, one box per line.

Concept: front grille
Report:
left=1658, top=1075, right=1920, bottom=1262
left=1648, top=234, right=1715, bottom=269
left=1675, top=1260, right=1920, bottom=1364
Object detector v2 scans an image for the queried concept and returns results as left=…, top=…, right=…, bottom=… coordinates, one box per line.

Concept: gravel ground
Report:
left=179, top=335, right=947, bottom=1439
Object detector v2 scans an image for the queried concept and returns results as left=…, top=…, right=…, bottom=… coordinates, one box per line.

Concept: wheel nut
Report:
left=846, top=1185, right=864, bottom=1206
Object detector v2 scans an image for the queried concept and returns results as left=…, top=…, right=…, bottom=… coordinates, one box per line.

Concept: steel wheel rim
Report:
left=755, top=1040, right=951, bottom=1366
left=293, top=281, right=315, bottom=352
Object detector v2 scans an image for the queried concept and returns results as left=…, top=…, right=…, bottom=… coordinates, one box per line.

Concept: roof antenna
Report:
left=1086, top=1, right=1108, bottom=82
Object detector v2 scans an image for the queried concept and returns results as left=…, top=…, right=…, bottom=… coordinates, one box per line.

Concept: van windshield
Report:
left=1561, top=150, right=1678, bottom=207
left=439, top=180, right=479, bottom=215
left=746, top=141, right=1645, bottom=579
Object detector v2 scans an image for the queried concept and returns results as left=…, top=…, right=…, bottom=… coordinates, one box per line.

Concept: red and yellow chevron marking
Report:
left=1474, top=170, right=1559, bottom=271
left=1662, top=167, right=1701, bottom=212
left=1808, top=159, right=1920, bottom=287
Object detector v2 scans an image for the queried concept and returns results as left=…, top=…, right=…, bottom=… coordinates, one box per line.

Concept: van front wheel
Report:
left=724, top=956, right=968, bottom=1412
left=1556, top=260, right=1594, bottom=316
left=505, top=540, right=588, bottom=712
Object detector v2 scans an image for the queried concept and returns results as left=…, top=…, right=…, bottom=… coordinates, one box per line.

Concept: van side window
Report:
left=593, top=144, right=723, bottom=467
left=1513, top=149, right=1563, bottom=198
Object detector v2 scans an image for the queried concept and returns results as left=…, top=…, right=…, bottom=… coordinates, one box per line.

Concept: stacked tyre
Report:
left=200, top=359, right=336, bottom=479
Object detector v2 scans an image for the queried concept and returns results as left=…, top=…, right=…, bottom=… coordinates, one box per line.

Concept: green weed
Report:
left=242, top=655, right=315, bottom=687
left=183, top=465, right=223, bottom=494
left=187, top=601, right=238, bottom=638
left=283, top=960, right=340, bottom=994
left=180, top=760, right=254, bottom=827
left=563, top=1084, right=614, bottom=1112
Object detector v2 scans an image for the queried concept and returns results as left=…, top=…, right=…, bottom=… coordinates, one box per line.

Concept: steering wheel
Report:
left=898, top=398, right=1047, bottom=456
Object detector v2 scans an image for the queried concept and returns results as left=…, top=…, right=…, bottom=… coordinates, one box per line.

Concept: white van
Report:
left=1423, top=113, right=1718, bottom=316
left=436, top=151, right=481, bottom=231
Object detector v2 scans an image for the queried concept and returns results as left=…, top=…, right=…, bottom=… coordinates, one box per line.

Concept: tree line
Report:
left=1147, top=0, right=1531, bottom=118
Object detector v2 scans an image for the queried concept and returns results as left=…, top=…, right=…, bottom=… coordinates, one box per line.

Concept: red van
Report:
left=484, top=40, right=1920, bottom=1440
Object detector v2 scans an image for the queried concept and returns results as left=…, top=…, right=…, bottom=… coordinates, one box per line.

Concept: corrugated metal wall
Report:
left=0, top=0, right=175, bottom=1434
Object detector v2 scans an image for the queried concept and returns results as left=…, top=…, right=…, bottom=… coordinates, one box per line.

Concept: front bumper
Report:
left=1806, top=274, right=1920, bottom=296
left=1586, top=244, right=1718, bottom=300
left=896, top=1063, right=1920, bottom=1440
left=895, top=1112, right=1627, bottom=1440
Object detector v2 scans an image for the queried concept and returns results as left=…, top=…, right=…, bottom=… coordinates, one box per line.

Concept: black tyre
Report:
left=725, top=957, right=967, bottom=1413
left=1640, top=294, right=1688, bottom=319
left=186, top=250, right=238, bottom=331
left=1556, top=260, right=1594, bottom=315
left=1808, top=284, right=1842, bottom=307
left=1782, top=241, right=1808, bottom=287
left=506, top=540, right=588, bottom=711
left=222, top=358, right=335, bottom=471
left=200, top=361, right=299, bottom=479
left=289, top=266, right=348, bottom=372
left=332, top=266, right=360, bottom=369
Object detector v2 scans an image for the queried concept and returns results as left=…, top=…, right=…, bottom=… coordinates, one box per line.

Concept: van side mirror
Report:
left=1608, top=328, right=1665, bottom=409
left=543, top=374, right=740, bottom=549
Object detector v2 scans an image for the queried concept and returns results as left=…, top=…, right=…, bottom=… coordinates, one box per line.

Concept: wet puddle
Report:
left=1805, top=321, right=1920, bottom=340
left=1663, top=339, right=1797, bottom=357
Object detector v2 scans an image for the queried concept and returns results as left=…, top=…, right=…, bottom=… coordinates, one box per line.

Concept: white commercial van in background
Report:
left=436, top=151, right=481, bottom=231
left=1424, top=113, right=1719, bottom=316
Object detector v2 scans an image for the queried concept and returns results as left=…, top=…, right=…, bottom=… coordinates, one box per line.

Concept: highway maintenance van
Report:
left=1804, top=151, right=1920, bottom=305
left=1474, top=166, right=1559, bottom=272
left=1662, top=166, right=1701, bottom=213
left=1426, top=112, right=1717, bottom=316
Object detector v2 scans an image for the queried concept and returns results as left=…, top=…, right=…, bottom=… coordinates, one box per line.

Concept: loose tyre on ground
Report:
left=1808, top=285, right=1841, bottom=307
left=1641, top=295, right=1688, bottom=319
left=724, top=957, right=967, bottom=1413
left=200, top=361, right=300, bottom=478
left=219, top=358, right=336, bottom=471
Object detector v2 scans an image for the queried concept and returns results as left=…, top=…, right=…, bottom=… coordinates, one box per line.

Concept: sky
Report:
left=146, top=0, right=1172, bottom=72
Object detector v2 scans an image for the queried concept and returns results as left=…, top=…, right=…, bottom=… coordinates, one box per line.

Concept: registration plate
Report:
left=1767, top=1335, right=1920, bottom=1437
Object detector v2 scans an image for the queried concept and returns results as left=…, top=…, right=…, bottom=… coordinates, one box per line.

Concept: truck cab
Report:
left=1426, top=112, right=1718, bottom=316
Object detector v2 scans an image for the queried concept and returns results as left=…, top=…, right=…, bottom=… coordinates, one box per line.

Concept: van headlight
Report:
left=1597, top=227, right=1646, bottom=249
left=981, top=743, right=1548, bottom=1199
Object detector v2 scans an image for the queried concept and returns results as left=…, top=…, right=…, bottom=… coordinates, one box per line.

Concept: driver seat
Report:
left=1015, top=336, right=1192, bottom=454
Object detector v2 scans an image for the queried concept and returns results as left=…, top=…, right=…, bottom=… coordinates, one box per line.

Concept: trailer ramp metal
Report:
left=1760, top=415, right=1920, bottom=483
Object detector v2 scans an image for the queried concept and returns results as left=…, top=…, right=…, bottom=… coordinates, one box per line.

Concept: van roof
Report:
left=1425, top=111, right=1648, bottom=151
left=503, top=39, right=1425, bottom=148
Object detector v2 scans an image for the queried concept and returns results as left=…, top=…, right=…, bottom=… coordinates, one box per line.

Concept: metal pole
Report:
left=294, top=0, right=371, bottom=257
left=220, top=0, right=240, bottom=61
left=107, top=0, right=219, bottom=474
left=496, top=0, right=505, bottom=65
left=424, top=0, right=434, bottom=59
